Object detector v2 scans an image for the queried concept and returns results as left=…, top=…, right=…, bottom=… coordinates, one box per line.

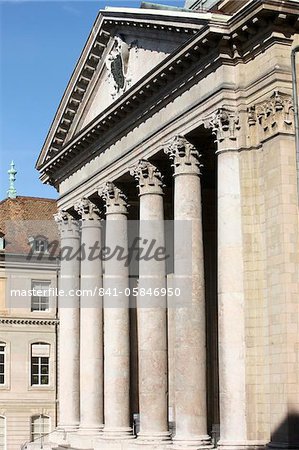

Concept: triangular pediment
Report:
left=73, top=29, right=193, bottom=135
left=36, top=6, right=214, bottom=170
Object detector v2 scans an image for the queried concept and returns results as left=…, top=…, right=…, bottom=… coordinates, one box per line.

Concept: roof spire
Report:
left=7, top=160, right=17, bottom=199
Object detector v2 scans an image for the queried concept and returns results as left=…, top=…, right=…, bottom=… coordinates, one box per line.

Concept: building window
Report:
left=0, top=234, right=5, bottom=251
left=0, top=416, right=6, bottom=450
left=0, top=344, right=5, bottom=385
left=31, top=281, right=50, bottom=312
left=28, top=236, right=48, bottom=254
left=31, top=415, right=50, bottom=443
left=34, top=238, right=47, bottom=253
left=31, top=343, right=50, bottom=386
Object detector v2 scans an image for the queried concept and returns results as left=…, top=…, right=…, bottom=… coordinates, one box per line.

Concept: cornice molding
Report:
left=0, top=318, right=58, bottom=326
left=37, top=0, right=299, bottom=184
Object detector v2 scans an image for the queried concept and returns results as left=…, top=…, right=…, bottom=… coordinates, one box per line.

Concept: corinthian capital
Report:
left=255, top=90, right=294, bottom=136
left=54, top=210, right=79, bottom=235
left=164, top=135, right=202, bottom=175
left=53, top=209, right=70, bottom=224
left=100, top=182, right=128, bottom=215
left=74, top=198, right=100, bottom=220
left=130, top=160, right=164, bottom=195
left=203, top=108, right=241, bottom=151
left=210, top=108, right=240, bottom=143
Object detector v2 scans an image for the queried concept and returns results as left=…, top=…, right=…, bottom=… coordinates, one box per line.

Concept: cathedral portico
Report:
left=31, top=1, right=299, bottom=449
left=51, top=139, right=217, bottom=449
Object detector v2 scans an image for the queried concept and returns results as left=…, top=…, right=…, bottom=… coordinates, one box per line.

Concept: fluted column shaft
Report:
left=100, top=182, right=133, bottom=439
left=165, top=136, right=211, bottom=449
left=54, top=211, right=80, bottom=431
left=75, top=199, right=103, bottom=433
left=131, top=160, right=170, bottom=442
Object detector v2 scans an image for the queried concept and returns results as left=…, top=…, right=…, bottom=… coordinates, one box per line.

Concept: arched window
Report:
left=0, top=343, right=5, bottom=385
left=31, top=343, right=50, bottom=386
left=0, top=416, right=6, bottom=450
left=31, top=415, right=50, bottom=443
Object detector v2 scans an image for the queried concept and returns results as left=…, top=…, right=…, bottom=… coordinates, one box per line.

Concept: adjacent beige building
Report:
left=28, top=0, right=299, bottom=449
left=0, top=196, right=58, bottom=450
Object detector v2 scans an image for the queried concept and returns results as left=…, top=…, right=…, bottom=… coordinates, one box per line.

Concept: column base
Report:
left=57, top=424, right=80, bottom=432
left=136, top=431, right=172, bottom=443
left=171, top=434, right=212, bottom=449
left=101, top=427, right=135, bottom=440
left=78, top=425, right=104, bottom=435
left=217, top=440, right=267, bottom=450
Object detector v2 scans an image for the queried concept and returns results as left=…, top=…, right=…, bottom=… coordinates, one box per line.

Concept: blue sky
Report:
left=0, top=0, right=184, bottom=200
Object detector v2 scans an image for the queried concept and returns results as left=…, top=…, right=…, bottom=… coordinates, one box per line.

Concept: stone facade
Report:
left=33, top=1, right=299, bottom=449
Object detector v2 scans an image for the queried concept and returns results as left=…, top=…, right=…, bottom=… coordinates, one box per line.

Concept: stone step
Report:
left=53, top=446, right=93, bottom=450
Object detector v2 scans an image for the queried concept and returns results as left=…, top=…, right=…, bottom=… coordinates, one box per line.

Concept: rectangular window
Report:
left=31, top=281, right=50, bottom=312
left=0, top=345, right=5, bottom=385
left=31, top=344, right=50, bottom=386
left=0, top=279, right=6, bottom=312
left=35, top=239, right=46, bottom=253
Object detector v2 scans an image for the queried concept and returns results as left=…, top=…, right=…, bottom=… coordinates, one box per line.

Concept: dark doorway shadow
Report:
left=267, top=412, right=299, bottom=449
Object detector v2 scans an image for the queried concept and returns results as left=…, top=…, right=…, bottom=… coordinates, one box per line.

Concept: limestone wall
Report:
left=240, top=147, right=270, bottom=442
left=240, top=133, right=299, bottom=443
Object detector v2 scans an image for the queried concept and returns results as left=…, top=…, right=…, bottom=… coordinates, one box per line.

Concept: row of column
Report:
left=54, top=135, right=247, bottom=449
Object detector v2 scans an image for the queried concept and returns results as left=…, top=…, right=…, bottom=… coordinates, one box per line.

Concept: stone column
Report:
left=99, top=182, right=133, bottom=439
left=75, top=198, right=103, bottom=434
left=164, top=136, right=211, bottom=449
left=209, top=109, right=247, bottom=449
left=54, top=210, right=81, bottom=431
left=130, top=160, right=170, bottom=443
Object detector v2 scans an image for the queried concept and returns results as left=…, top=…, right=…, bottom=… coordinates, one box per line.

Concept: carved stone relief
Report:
left=106, top=35, right=137, bottom=100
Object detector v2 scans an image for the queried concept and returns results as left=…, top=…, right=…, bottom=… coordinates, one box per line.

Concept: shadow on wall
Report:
left=267, top=412, right=299, bottom=449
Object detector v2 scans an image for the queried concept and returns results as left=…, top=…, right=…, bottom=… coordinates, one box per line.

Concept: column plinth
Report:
left=99, top=182, right=134, bottom=441
left=75, top=198, right=104, bottom=435
left=164, top=136, right=212, bottom=450
left=130, top=160, right=170, bottom=444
